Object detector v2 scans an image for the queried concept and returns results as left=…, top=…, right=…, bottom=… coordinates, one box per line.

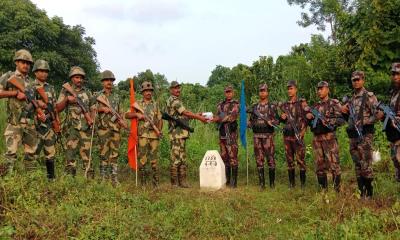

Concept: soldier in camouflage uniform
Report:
left=248, top=83, right=279, bottom=189
left=279, top=80, right=312, bottom=188
left=94, top=70, right=123, bottom=184
left=125, top=81, right=162, bottom=187
left=56, top=66, right=95, bottom=177
left=309, top=81, right=345, bottom=191
left=378, top=63, right=400, bottom=182
left=166, top=81, right=207, bottom=188
left=32, top=60, right=59, bottom=180
left=211, top=85, right=240, bottom=188
left=0, top=49, right=38, bottom=175
left=342, top=71, right=378, bottom=198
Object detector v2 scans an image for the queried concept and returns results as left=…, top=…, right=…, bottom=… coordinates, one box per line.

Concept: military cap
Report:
left=391, top=63, right=400, bottom=73
left=224, top=85, right=233, bottom=92
left=259, top=83, right=268, bottom=91
left=170, top=81, right=181, bottom=88
left=351, top=71, right=365, bottom=80
left=100, top=70, right=115, bottom=81
left=14, top=49, right=33, bottom=64
left=32, top=59, right=50, bottom=72
left=69, top=66, right=86, bottom=78
left=141, top=81, right=154, bottom=92
left=287, top=80, right=297, bottom=87
left=317, top=81, right=329, bottom=88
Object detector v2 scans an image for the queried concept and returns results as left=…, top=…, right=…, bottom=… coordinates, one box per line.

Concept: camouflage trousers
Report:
left=98, top=128, right=121, bottom=176
left=283, top=136, right=306, bottom=170
left=170, top=138, right=187, bottom=167
left=64, top=128, right=92, bottom=173
left=312, top=132, right=341, bottom=177
left=219, top=131, right=238, bottom=167
left=390, top=140, right=400, bottom=180
left=253, top=134, right=275, bottom=169
left=2, top=123, right=38, bottom=172
left=138, top=137, right=160, bottom=184
left=35, top=128, right=56, bottom=161
left=138, top=137, right=159, bottom=168
left=349, top=134, right=373, bottom=178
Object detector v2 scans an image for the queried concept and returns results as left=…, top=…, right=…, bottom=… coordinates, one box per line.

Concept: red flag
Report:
left=127, top=78, right=138, bottom=170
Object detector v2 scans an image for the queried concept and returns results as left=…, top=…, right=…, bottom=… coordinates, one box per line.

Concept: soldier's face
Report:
left=259, top=89, right=268, bottom=100
left=352, top=77, right=364, bottom=89
left=34, top=70, right=49, bottom=82
left=143, top=90, right=153, bottom=100
left=102, top=79, right=113, bottom=90
left=170, top=86, right=180, bottom=96
left=224, top=90, right=233, bottom=100
left=391, top=72, right=400, bottom=88
left=15, top=60, right=31, bottom=75
left=317, top=87, right=329, bottom=99
left=71, top=75, right=83, bottom=87
left=287, top=86, right=297, bottom=97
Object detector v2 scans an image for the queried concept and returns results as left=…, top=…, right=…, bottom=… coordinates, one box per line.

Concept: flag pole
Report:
left=246, top=142, right=249, bottom=185
left=135, top=145, right=138, bottom=187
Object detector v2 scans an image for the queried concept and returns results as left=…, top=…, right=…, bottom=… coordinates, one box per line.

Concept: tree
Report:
left=287, top=0, right=354, bottom=43
left=0, top=0, right=99, bottom=91
left=207, top=65, right=231, bottom=87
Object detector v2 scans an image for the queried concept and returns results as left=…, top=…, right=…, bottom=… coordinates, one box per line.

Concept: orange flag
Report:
left=127, top=78, right=138, bottom=170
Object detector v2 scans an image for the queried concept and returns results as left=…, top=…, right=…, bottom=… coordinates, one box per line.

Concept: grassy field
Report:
left=1, top=101, right=400, bottom=239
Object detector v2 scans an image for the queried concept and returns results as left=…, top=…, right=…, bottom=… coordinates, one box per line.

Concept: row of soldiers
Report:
left=1, top=49, right=400, bottom=197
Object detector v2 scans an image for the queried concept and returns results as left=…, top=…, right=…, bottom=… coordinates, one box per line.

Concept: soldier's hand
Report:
left=67, top=95, right=77, bottom=103
left=280, top=113, right=287, bottom=120
left=16, top=91, right=26, bottom=100
left=37, top=100, right=47, bottom=109
left=103, top=107, right=111, bottom=114
left=199, top=115, right=208, bottom=123
left=136, top=113, right=145, bottom=120
left=341, top=105, right=349, bottom=114
left=306, top=113, right=314, bottom=120
left=37, top=112, right=47, bottom=122
left=376, top=110, right=384, bottom=120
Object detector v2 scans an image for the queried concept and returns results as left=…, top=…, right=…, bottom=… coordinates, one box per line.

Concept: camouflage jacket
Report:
left=0, top=70, right=35, bottom=125
left=345, top=87, right=378, bottom=128
left=279, top=98, right=310, bottom=136
left=33, top=79, right=57, bottom=130
left=166, top=95, right=189, bottom=140
left=249, top=101, right=279, bottom=137
left=389, top=89, right=400, bottom=112
left=216, top=99, right=239, bottom=139
left=137, top=99, right=162, bottom=139
left=94, top=90, right=122, bottom=132
left=311, top=98, right=345, bottom=135
left=57, top=83, right=94, bottom=131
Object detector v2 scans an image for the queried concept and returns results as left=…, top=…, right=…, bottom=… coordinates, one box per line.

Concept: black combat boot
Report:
left=288, top=169, right=295, bottom=188
left=269, top=168, right=275, bottom=188
left=333, top=174, right=341, bottom=192
left=300, top=170, right=306, bottom=189
left=65, top=165, right=76, bottom=177
left=99, top=165, right=107, bottom=181
left=258, top=167, right=265, bottom=190
left=356, top=177, right=365, bottom=197
left=45, top=159, right=55, bottom=180
left=170, top=165, right=178, bottom=187
left=178, top=164, right=190, bottom=188
left=363, top=177, right=373, bottom=198
left=231, top=167, right=238, bottom=188
left=225, top=166, right=231, bottom=187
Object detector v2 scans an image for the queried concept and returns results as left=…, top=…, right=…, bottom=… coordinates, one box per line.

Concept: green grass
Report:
left=1, top=102, right=400, bottom=239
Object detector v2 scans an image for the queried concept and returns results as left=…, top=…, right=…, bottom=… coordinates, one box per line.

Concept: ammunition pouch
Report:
left=252, top=124, right=274, bottom=133
left=219, top=121, right=237, bottom=136
left=385, top=121, right=400, bottom=142
left=346, top=124, right=374, bottom=138
left=311, top=122, right=334, bottom=135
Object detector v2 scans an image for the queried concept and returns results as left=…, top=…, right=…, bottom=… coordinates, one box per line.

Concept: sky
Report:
left=31, top=0, right=323, bottom=85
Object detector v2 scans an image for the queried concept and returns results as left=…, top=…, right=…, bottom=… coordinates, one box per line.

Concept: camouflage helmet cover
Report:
left=32, top=59, right=50, bottom=72
left=69, top=66, right=86, bottom=78
left=141, top=81, right=154, bottom=92
left=13, top=49, right=33, bottom=63
left=101, top=70, right=115, bottom=81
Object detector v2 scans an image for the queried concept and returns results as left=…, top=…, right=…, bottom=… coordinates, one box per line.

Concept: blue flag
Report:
left=239, top=80, right=247, bottom=149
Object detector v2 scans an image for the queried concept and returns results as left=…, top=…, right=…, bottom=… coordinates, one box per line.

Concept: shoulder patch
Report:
left=331, top=99, right=340, bottom=104
left=367, top=91, right=374, bottom=97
